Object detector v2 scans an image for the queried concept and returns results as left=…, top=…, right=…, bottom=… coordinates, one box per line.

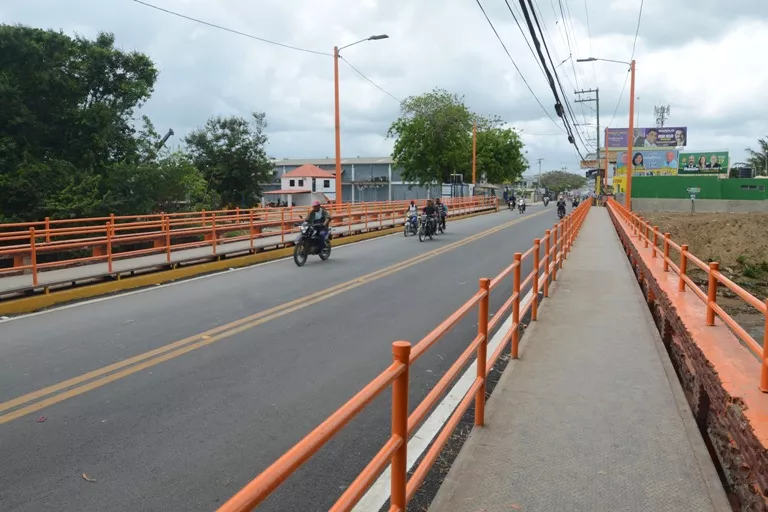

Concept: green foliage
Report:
left=745, top=136, right=768, bottom=176
left=185, top=113, right=272, bottom=208
left=475, top=125, right=527, bottom=184
left=538, top=170, right=587, bottom=195
left=0, top=24, right=265, bottom=222
left=387, top=89, right=528, bottom=187
left=388, top=89, right=475, bottom=187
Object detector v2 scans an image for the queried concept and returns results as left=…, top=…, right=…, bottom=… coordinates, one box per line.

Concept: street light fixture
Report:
left=577, top=57, right=636, bottom=210
left=333, top=35, right=389, bottom=205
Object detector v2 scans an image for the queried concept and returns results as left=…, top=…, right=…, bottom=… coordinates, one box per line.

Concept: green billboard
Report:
left=678, top=151, right=729, bottom=174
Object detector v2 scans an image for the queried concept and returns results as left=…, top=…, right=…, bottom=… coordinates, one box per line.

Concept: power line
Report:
left=607, top=0, right=644, bottom=128
left=474, top=0, right=565, bottom=132
left=582, top=0, right=597, bottom=83
left=339, top=57, right=402, bottom=104
left=517, top=0, right=588, bottom=158
left=131, top=0, right=332, bottom=56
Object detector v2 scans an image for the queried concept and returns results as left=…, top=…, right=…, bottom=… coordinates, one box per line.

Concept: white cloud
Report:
left=2, top=0, right=768, bottom=172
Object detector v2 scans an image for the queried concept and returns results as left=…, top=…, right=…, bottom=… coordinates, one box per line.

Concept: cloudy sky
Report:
left=3, top=0, right=768, bottom=174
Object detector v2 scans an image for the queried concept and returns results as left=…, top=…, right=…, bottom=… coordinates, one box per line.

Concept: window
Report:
left=323, top=180, right=331, bottom=188
left=741, top=185, right=758, bottom=190
left=298, top=179, right=304, bottom=187
left=289, top=179, right=295, bottom=187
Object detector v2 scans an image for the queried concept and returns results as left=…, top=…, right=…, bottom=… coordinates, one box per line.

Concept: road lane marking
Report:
left=0, top=209, right=549, bottom=424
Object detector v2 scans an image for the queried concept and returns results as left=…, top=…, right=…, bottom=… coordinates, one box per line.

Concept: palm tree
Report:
left=745, top=137, right=768, bottom=176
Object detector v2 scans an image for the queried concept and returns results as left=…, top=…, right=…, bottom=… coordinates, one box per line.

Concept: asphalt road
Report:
left=0, top=204, right=565, bottom=511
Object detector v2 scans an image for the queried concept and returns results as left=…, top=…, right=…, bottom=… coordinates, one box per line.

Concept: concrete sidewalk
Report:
left=429, top=208, right=730, bottom=512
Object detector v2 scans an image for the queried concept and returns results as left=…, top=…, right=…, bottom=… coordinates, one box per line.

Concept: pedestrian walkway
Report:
left=429, top=208, right=730, bottom=512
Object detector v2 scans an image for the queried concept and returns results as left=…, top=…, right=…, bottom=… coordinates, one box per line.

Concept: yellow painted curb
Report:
left=0, top=209, right=495, bottom=315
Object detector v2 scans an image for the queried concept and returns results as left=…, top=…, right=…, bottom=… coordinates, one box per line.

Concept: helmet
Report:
left=312, top=200, right=321, bottom=207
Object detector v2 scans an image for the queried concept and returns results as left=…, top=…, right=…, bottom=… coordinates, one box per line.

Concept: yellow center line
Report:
left=0, top=209, right=548, bottom=424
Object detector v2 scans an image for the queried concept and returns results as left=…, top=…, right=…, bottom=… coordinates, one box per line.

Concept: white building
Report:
left=262, top=164, right=336, bottom=206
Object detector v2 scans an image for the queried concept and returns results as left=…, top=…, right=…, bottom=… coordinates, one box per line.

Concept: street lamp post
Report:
left=334, top=35, right=389, bottom=205
left=577, top=57, right=636, bottom=210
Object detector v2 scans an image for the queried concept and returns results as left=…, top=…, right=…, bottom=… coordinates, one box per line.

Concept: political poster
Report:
left=678, top=151, right=729, bottom=174
left=606, top=127, right=687, bottom=149
left=580, top=159, right=605, bottom=169
left=615, top=150, right=679, bottom=176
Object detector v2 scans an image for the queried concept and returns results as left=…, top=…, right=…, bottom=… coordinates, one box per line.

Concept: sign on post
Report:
left=686, top=187, right=701, bottom=194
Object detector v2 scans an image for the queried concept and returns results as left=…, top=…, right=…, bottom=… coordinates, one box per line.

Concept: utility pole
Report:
left=536, top=158, right=544, bottom=200
left=654, top=105, right=670, bottom=128
left=575, top=88, right=600, bottom=191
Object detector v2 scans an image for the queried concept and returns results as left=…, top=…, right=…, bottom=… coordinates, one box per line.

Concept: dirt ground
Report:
left=639, top=211, right=768, bottom=345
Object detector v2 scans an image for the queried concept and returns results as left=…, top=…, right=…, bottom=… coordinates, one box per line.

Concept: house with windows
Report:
left=261, top=164, right=336, bottom=206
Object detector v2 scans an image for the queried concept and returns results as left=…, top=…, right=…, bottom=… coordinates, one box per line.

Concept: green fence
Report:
left=631, top=176, right=768, bottom=200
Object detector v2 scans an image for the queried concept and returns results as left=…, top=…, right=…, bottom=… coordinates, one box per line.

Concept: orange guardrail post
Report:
left=532, top=238, right=540, bottom=321
left=211, top=213, right=218, bottom=255
left=652, top=226, right=659, bottom=258
left=643, top=222, right=649, bottom=248
left=551, top=225, right=558, bottom=281
left=44, top=217, right=51, bottom=243
left=249, top=210, right=255, bottom=250
left=679, top=244, right=689, bottom=292
left=391, top=341, right=411, bottom=511
left=543, top=230, right=551, bottom=298
left=280, top=209, right=285, bottom=245
left=559, top=221, right=566, bottom=265
left=347, top=203, right=352, bottom=234
left=163, top=216, right=170, bottom=263
left=761, top=300, right=768, bottom=393
left=706, top=262, right=719, bottom=326
left=475, top=278, right=490, bottom=427
left=663, top=233, right=670, bottom=271
left=201, top=209, right=207, bottom=227
left=106, top=222, right=113, bottom=272
left=29, top=227, right=38, bottom=286
left=511, top=252, right=522, bottom=359
left=364, top=204, right=369, bottom=230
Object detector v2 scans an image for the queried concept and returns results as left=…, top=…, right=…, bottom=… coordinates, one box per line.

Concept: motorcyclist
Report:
left=435, top=198, right=447, bottom=230
left=305, top=200, right=332, bottom=246
left=557, top=196, right=566, bottom=217
left=518, top=197, right=526, bottom=213
left=423, top=199, right=437, bottom=233
left=406, top=200, right=418, bottom=215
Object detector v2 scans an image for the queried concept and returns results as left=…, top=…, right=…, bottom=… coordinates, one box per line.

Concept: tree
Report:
left=185, top=112, right=272, bottom=208
left=388, top=89, right=474, bottom=187
left=0, top=25, right=158, bottom=221
left=539, top=170, right=587, bottom=195
left=475, top=125, right=527, bottom=184
left=746, top=137, right=768, bottom=176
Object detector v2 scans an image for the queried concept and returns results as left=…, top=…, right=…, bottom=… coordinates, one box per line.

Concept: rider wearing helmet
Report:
left=306, top=200, right=332, bottom=246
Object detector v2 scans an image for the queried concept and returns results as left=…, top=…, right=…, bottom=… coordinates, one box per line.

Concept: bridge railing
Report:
left=217, top=200, right=591, bottom=512
left=608, top=199, right=768, bottom=392
left=0, top=196, right=496, bottom=287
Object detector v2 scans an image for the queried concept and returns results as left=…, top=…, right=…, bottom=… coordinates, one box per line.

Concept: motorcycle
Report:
left=507, top=198, right=516, bottom=211
left=404, top=212, right=419, bottom=237
left=293, top=220, right=331, bottom=266
left=418, top=214, right=436, bottom=242
left=557, top=205, right=566, bottom=220
left=518, top=201, right=526, bottom=214
left=543, top=197, right=550, bottom=207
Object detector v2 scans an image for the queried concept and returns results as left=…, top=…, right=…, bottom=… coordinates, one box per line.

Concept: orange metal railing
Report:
left=217, top=200, right=592, bottom=512
left=607, top=199, right=768, bottom=392
left=0, top=197, right=496, bottom=288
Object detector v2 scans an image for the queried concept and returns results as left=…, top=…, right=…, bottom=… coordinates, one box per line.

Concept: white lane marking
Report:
left=352, top=289, right=534, bottom=512
left=0, top=209, right=504, bottom=323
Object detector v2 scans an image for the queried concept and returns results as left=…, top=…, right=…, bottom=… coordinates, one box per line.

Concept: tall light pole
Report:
left=577, top=57, right=636, bottom=210
left=472, top=121, right=477, bottom=184
left=334, top=34, right=389, bottom=205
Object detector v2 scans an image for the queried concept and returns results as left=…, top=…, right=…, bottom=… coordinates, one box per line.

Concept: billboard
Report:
left=606, top=127, right=688, bottom=149
left=580, top=159, right=605, bottom=169
left=678, top=151, right=729, bottom=174
left=615, top=150, right=679, bottom=176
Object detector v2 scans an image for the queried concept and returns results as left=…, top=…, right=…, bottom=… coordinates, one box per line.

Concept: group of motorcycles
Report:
left=505, top=194, right=579, bottom=221
left=506, top=197, right=527, bottom=214
left=404, top=210, right=446, bottom=242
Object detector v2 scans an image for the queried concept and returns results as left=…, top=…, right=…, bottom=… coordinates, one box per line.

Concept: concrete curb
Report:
left=0, top=208, right=495, bottom=315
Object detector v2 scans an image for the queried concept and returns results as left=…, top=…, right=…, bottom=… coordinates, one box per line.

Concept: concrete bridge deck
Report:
left=429, top=208, right=730, bottom=512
